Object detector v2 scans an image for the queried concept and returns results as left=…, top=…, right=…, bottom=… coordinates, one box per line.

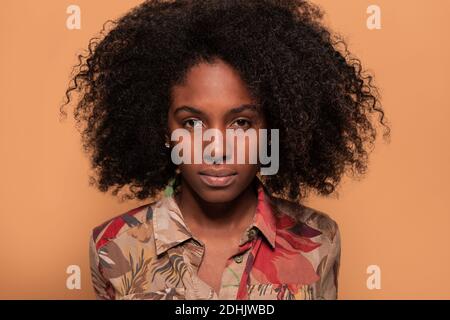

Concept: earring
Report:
left=164, top=133, right=171, bottom=148
left=164, top=136, right=170, bottom=149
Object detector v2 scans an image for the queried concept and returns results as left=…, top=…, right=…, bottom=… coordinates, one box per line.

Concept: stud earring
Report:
left=164, top=133, right=171, bottom=148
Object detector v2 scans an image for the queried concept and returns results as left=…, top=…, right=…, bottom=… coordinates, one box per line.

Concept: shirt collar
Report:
left=153, top=180, right=277, bottom=256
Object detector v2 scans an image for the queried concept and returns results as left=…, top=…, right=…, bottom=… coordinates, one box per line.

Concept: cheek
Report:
left=235, top=164, right=259, bottom=180
left=233, top=134, right=263, bottom=165
left=179, top=163, right=200, bottom=175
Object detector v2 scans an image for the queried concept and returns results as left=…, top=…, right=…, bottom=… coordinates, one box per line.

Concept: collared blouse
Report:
left=89, top=182, right=341, bottom=300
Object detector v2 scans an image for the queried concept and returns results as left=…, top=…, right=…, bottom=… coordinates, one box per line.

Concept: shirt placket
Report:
left=216, top=227, right=260, bottom=299
left=181, top=226, right=261, bottom=300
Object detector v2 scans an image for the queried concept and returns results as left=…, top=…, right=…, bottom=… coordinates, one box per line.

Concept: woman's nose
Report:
left=203, top=128, right=232, bottom=164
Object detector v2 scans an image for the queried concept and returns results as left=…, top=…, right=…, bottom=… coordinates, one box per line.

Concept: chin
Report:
left=195, top=187, right=242, bottom=204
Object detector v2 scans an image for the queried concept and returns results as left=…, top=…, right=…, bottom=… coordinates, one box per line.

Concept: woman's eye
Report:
left=231, top=119, right=251, bottom=129
left=183, top=119, right=204, bottom=129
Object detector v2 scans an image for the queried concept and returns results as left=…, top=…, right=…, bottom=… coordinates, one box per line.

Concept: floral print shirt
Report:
left=89, top=182, right=341, bottom=300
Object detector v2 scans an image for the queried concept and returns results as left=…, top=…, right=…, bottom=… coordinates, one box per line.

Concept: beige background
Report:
left=0, top=0, right=449, bottom=299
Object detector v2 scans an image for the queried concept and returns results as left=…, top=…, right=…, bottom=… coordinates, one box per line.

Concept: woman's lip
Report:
left=199, top=168, right=237, bottom=177
left=198, top=173, right=237, bottom=187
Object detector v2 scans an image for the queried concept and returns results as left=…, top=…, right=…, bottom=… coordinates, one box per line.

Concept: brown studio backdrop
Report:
left=0, top=0, right=449, bottom=299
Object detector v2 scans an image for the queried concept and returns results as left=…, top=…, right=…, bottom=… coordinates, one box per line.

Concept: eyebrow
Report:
left=173, top=104, right=259, bottom=116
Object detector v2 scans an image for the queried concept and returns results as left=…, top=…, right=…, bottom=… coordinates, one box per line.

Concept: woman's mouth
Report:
left=198, top=168, right=238, bottom=187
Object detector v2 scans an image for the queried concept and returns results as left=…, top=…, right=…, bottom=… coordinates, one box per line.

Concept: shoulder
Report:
left=91, top=201, right=156, bottom=251
left=270, top=196, right=340, bottom=244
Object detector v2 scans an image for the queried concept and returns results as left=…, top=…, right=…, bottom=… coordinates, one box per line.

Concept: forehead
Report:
left=170, top=59, right=256, bottom=114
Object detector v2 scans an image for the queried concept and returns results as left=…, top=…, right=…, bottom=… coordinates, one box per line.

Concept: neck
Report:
left=175, top=179, right=258, bottom=234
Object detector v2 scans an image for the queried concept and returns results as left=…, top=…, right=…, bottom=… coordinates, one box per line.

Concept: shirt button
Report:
left=233, top=254, right=244, bottom=263
left=247, top=228, right=258, bottom=240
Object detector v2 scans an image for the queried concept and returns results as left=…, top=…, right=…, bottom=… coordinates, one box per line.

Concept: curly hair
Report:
left=60, top=0, right=390, bottom=203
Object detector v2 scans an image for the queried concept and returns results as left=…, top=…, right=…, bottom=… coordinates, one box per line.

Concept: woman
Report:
left=61, top=0, right=390, bottom=300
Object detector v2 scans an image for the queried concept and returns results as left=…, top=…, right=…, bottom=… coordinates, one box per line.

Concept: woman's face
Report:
left=168, top=58, right=266, bottom=203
